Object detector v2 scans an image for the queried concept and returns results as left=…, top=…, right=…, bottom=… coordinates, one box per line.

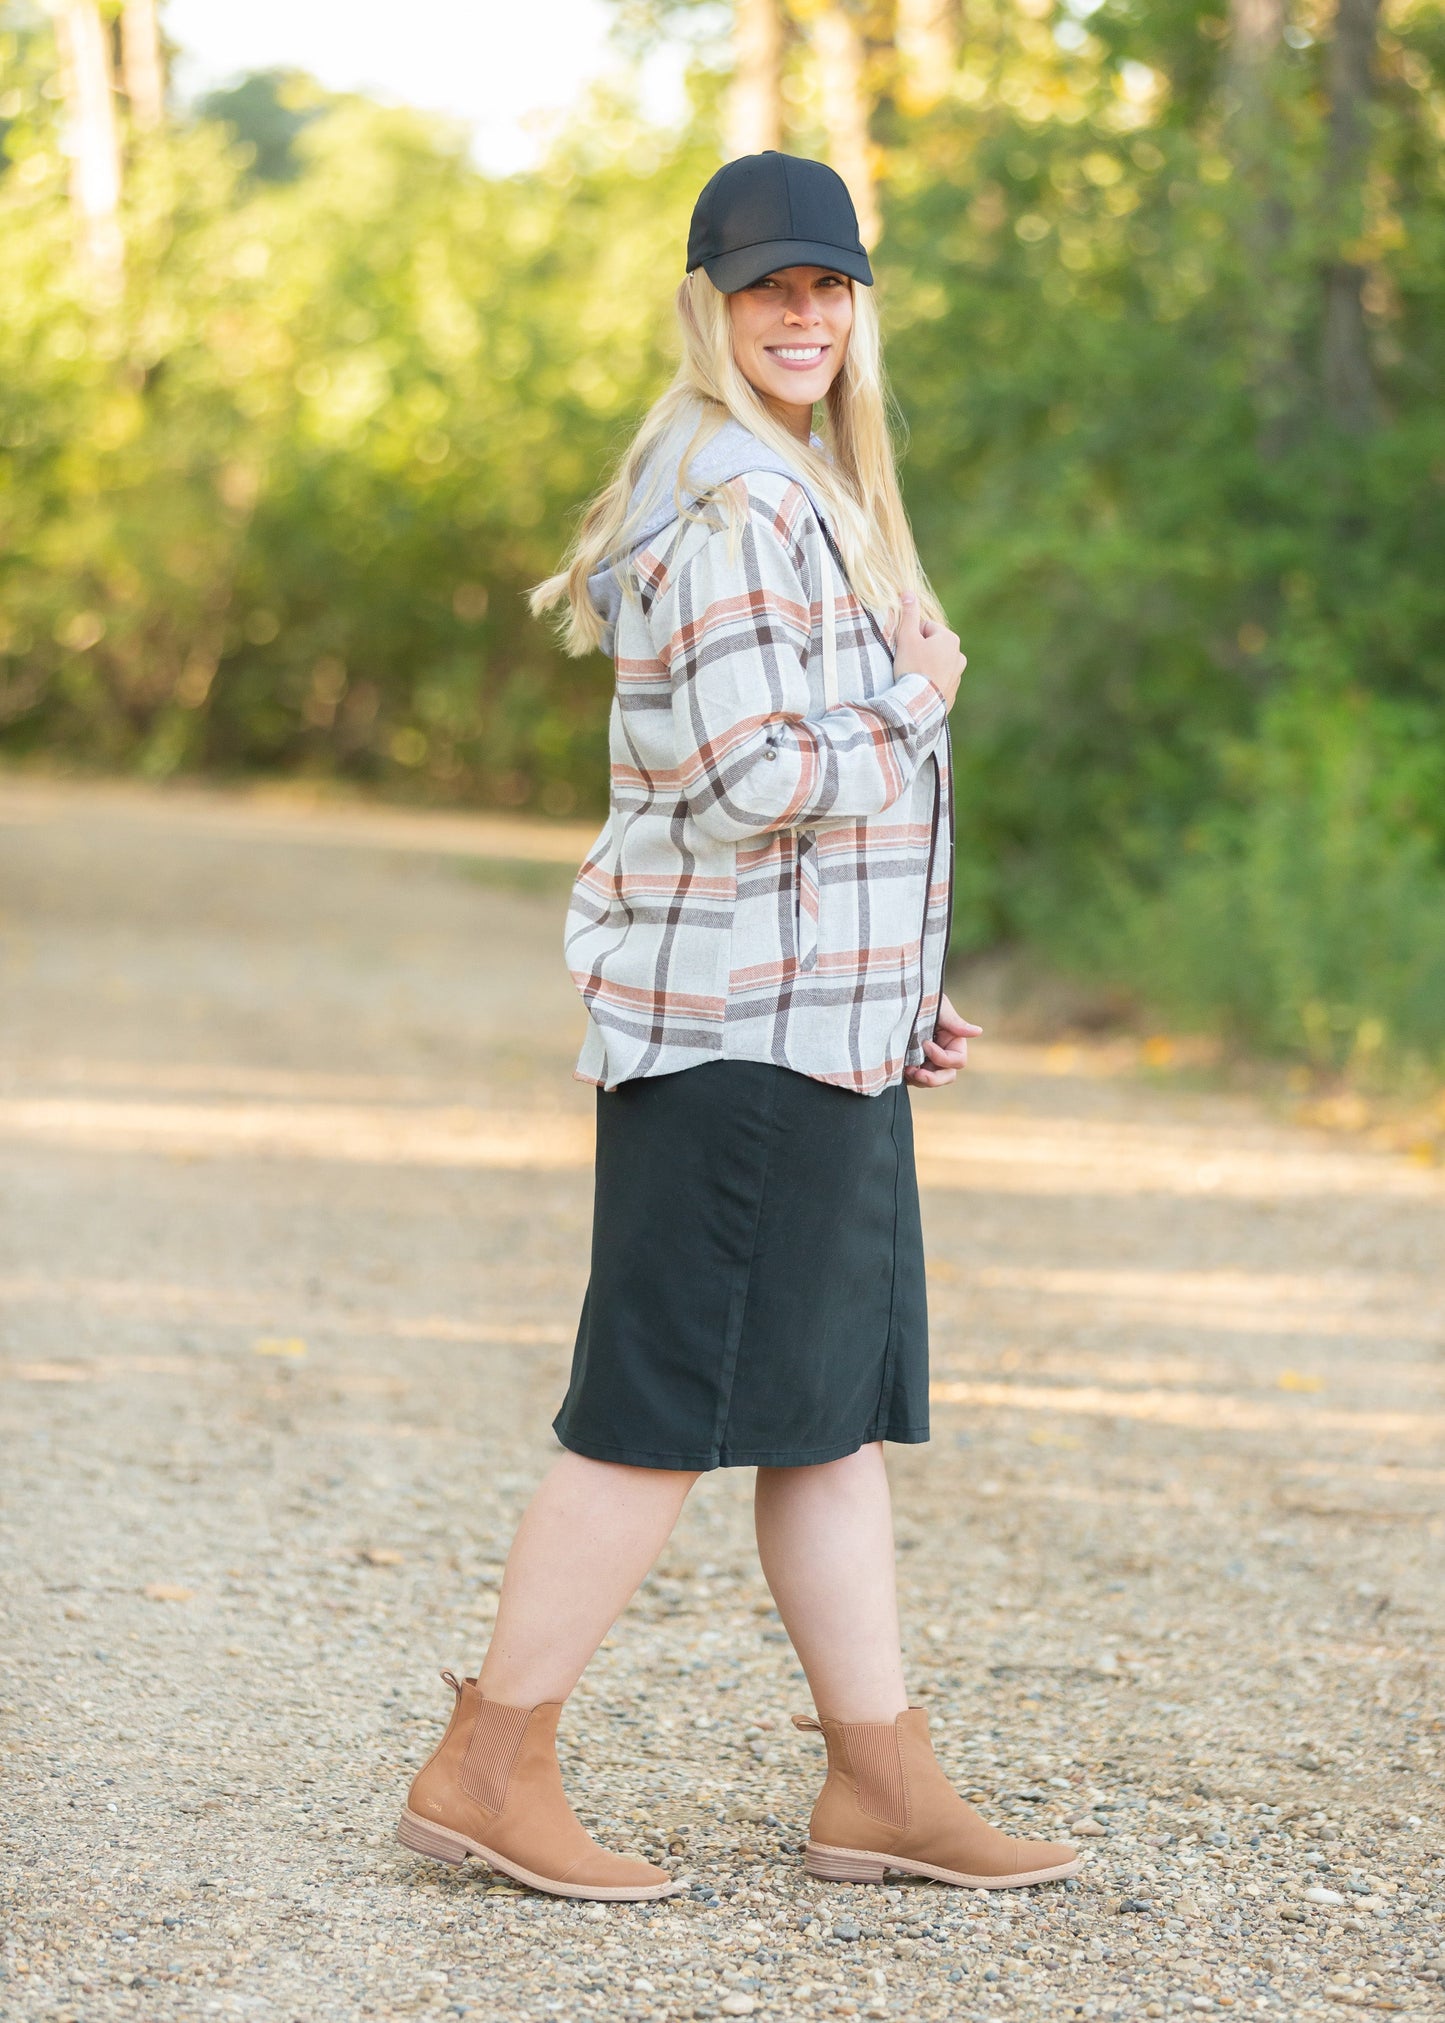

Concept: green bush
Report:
left=0, top=67, right=711, bottom=814
left=1084, top=688, right=1445, bottom=1074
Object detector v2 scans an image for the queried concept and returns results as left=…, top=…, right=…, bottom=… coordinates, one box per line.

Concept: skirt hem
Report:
left=552, top=1423, right=930, bottom=1473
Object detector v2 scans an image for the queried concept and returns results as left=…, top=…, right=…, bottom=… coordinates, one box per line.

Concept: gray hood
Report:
left=585, top=411, right=831, bottom=657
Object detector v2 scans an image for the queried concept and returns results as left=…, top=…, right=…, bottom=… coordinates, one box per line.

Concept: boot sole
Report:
left=396, top=1806, right=687, bottom=1901
left=805, top=1839, right=1082, bottom=1889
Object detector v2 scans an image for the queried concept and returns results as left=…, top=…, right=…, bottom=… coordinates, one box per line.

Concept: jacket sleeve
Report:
left=657, top=497, right=948, bottom=844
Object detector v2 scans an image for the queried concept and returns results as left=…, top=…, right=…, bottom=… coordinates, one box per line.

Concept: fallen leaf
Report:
left=254, top=1336, right=307, bottom=1358
left=143, top=1583, right=194, bottom=1603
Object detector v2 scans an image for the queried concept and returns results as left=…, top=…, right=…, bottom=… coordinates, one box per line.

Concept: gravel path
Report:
left=2, top=776, right=1442, bottom=2023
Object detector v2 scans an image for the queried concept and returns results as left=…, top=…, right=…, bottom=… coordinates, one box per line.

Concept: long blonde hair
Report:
left=530, top=268, right=941, bottom=655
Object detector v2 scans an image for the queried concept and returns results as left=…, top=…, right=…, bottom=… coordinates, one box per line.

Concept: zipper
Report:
left=815, top=518, right=954, bottom=1057
left=909, top=738, right=948, bottom=1060
left=932, top=724, right=958, bottom=1027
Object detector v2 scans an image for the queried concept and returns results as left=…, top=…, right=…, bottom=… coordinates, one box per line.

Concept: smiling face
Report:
left=726, top=265, right=854, bottom=439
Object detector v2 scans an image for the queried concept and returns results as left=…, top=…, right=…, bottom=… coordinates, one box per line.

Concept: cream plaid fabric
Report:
left=566, top=470, right=954, bottom=1096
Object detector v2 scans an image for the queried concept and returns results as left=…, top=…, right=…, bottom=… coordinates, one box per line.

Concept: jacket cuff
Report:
left=870, top=670, right=949, bottom=750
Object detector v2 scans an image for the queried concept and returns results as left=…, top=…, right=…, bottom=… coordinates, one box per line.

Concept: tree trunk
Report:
left=896, top=0, right=956, bottom=110
left=815, top=4, right=879, bottom=246
left=1226, top=0, right=1285, bottom=106
left=52, top=0, right=124, bottom=292
left=1223, top=0, right=1300, bottom=453
left=727, top=0, right=783, bottom=159
left=1320, top=0, right=1381, bottom=431
left=120, top=0, right=165, bottom=131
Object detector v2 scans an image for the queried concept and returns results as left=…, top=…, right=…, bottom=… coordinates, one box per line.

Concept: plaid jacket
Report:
left=566, top=467, right=955, bottom=1097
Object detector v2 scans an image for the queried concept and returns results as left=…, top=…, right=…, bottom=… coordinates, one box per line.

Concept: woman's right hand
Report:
left=894, top=593, right=965, bottom=709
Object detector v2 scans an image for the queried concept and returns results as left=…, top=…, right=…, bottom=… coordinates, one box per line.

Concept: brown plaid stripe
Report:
left=566, top=473, right=954, bottom=1097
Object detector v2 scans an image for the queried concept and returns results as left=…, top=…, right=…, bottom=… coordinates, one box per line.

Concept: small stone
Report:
left=1118, top=1897, right=1153, bottom=1915
left=585, top=1903, right=609, bottom=1922
left=833, top=1917, right=861, bottom=1941
left=719, top=1998, right=756, bottom=2017
left=1071, top=1820, right=1108, bottom=1836
left=1305, top=1887, right=1345, bottom=1906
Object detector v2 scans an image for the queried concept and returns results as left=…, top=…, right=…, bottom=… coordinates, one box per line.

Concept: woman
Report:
left=397, top=151, right=1079, bottom=1903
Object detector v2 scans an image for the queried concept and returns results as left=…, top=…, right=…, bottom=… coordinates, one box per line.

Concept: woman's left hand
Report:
left=903, top=992, right=982, bottom=1088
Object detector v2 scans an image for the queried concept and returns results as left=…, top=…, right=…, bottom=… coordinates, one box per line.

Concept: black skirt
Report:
left=552, top=1059, right=930, bottom=1470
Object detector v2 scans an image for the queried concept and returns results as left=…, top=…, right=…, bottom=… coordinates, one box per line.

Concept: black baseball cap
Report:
left=686, top=151, right=873, bottom=294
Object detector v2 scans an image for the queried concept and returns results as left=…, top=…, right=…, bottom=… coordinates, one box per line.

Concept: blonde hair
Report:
left=530, top=268, right=941, bottom=655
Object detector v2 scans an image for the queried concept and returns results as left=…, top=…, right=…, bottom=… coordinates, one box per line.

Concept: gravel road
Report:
left=2, top=776, right=1442, bottom=2023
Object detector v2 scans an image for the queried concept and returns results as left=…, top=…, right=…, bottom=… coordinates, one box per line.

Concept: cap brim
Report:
left=696, top=238, right=873, bottom=292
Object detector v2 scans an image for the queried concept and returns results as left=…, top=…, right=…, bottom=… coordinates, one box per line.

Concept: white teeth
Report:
left=771, top=347, right=824, bottom=360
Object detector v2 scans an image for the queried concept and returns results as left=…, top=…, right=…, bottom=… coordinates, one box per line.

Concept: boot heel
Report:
left=397, top=1807, right=470, bottom=1867
left=805, top=1842, right=888, bottom=1883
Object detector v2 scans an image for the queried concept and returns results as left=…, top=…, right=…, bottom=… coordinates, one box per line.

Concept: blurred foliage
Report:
left=0, top=16, right=711, bottom=815
left=195, top=69, right=325, bottom=184
left=1, top=0, right=1443, bottom=1071
left=1088, top=686, right=1445, bottom=1072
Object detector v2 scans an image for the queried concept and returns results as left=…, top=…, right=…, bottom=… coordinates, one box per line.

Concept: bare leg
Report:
left=753, top=1442, right=909, bottom=1722
left=479, top=1451, right=700, bottom=1704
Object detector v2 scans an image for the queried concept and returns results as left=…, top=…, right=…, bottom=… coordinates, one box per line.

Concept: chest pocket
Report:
left=794, top=831, right=820, bottom=972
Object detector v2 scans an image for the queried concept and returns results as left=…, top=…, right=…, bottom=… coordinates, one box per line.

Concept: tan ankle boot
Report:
left=398, top=1672, right=683, bottom=1900
left=793, top=1708, right=1081, bottom=1889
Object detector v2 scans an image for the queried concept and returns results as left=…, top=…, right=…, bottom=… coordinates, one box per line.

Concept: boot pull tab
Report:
left=791, top=1713, right=823, bottom=1733
left=440, top=1669, right=463, bottom=1695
